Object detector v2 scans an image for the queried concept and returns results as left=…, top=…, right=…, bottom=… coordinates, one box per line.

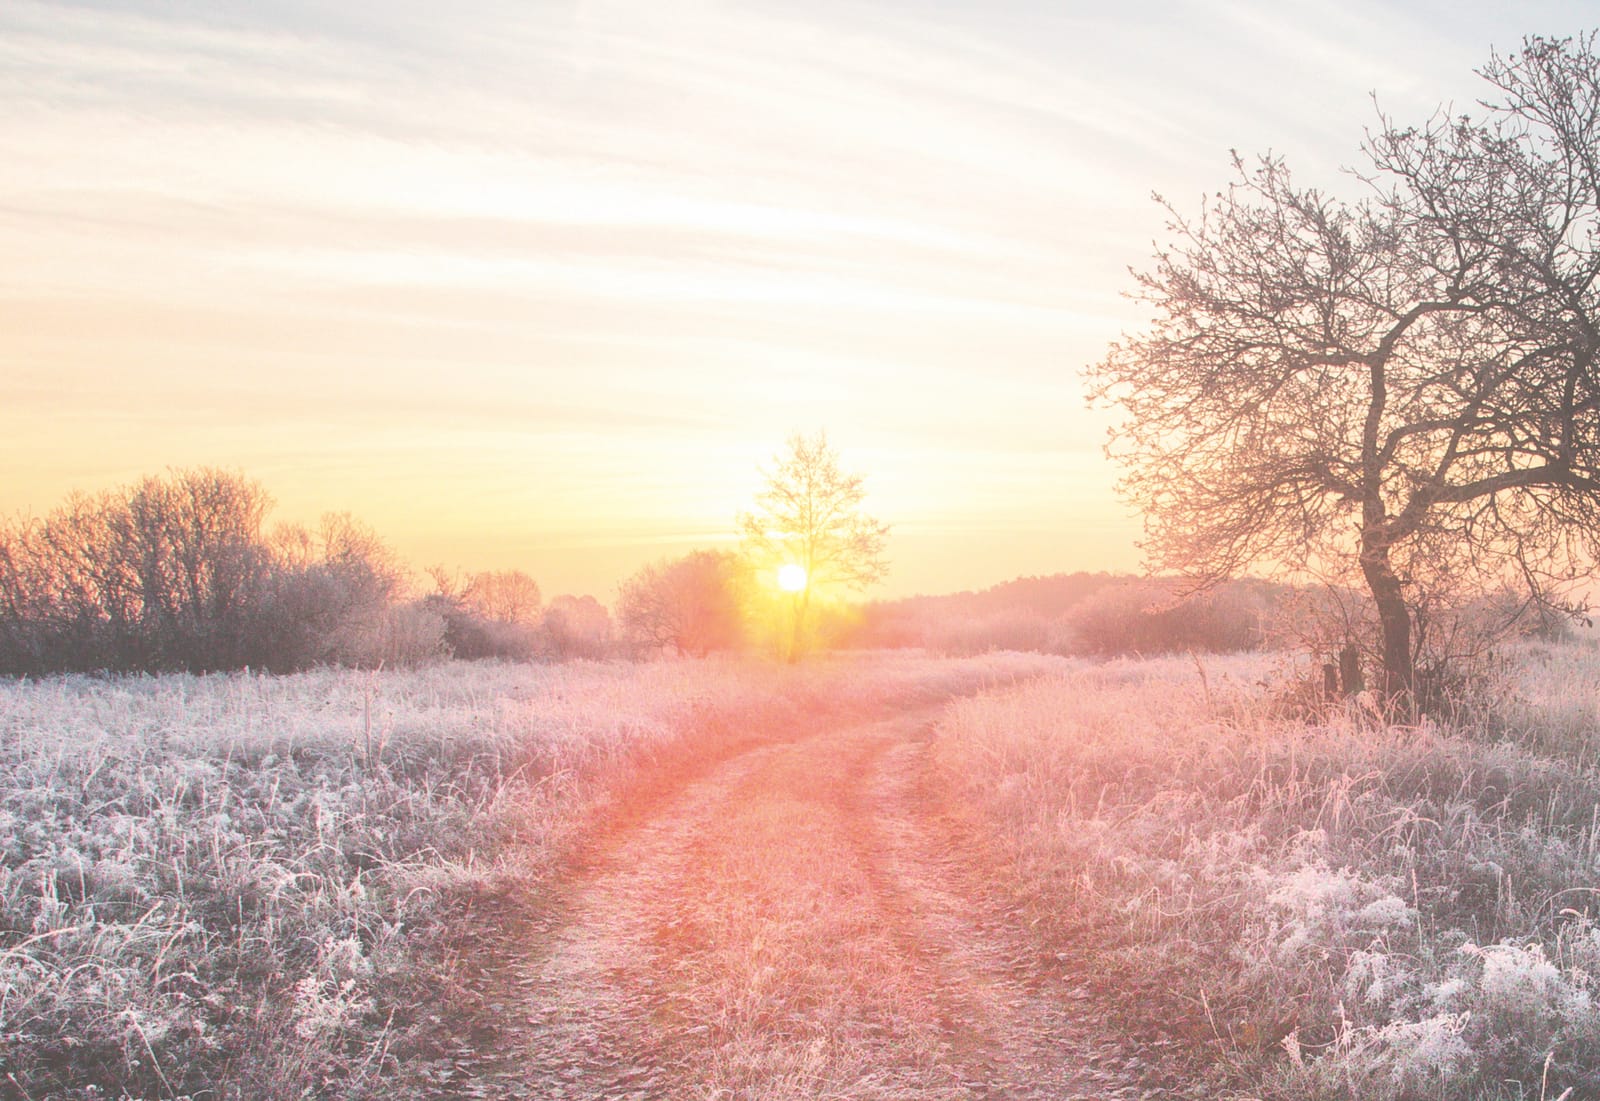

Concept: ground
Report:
left=432, top=705, right=1155, bottom=1099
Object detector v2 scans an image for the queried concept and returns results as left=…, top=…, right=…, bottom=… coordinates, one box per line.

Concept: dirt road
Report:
left=442, top=710, right=1147, bottom=1099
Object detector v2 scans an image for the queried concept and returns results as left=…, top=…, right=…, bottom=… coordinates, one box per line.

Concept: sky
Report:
left=2, top=0, right=1595, bottom=600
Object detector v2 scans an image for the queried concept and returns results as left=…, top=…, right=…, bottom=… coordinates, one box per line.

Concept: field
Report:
left=0, top=651, right=1059, bottom=1099
left=4, top=645, right=1600, bottom=1099
left=934, top=647, right=1600, bottom=1099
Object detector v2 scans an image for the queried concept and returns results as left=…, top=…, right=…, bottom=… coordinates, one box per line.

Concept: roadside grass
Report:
left=932, top=645, right=1600, bottom=1100
left=0, top=650, right=1058, bottom=1100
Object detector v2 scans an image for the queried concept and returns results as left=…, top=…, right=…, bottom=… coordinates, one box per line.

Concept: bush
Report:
left=617, top=550, right=748, bottom=657
left=1066, top=579, right=1268, bottom=656
left=423, top=569, right=545, bottom=661
left=538, top=595, right=613, bottom=660
left=852, top=573, right=1281, bottom=658
left=0, top=472, right=410, bottom=676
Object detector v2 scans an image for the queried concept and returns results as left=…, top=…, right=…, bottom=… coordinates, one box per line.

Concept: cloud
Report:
left=5, top=0, right=1593, bottom=593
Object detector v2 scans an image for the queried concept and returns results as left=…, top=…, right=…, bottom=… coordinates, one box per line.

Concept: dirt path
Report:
left=442, top=709, right=1145, bottom=1099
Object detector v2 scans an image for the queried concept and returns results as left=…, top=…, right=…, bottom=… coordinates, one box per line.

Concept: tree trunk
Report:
left=1359, top=538, right=1412, bottom=704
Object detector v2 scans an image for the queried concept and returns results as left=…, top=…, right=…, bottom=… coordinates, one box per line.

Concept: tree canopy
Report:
left=0, top=469, right=411, bottom=673
left=1088, top=34, right=1600, bottom=701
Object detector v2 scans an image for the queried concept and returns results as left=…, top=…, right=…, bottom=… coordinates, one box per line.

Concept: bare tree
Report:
left=540, top=594, right=613, bottom=660
left=122, top=470, right=274, bottom=668
left=740, top=432, right=889, bottom=660
left=1088, top=35, right=1600, bottom=704
left=420, top=566, right=543, bottom=660
left=0, top=470, right=412, bottom=675
left=461, top=569, right=542, bottom=626
left=618, top=550, right=747, bottom=657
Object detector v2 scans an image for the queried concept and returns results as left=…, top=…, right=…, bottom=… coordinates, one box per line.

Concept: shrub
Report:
left=424, top=568, right=543, bottom=661
left=617, top=550, right=748, bottom=657
left=1065, top=579, right=1269, bottom=656
left=539, top=594, right=613, bottom=660
left=0, top=473, right=408, bottom=676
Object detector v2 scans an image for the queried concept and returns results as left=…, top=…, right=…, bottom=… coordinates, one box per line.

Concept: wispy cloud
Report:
left=3, top=0, right=1593, bottom=593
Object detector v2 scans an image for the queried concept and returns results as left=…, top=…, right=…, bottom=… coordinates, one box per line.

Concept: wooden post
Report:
left=1339, top=644, right=1363, bottom=696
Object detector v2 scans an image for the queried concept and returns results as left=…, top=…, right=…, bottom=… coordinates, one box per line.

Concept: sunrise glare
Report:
left=9, top=3, right=1600, bottom=1099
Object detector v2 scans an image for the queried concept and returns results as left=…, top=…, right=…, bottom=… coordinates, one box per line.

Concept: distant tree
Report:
left=378, top=600, right=449, bottom=667
left=540, top=594, right=612, bottom=660
left=462, top=569, right=541, bottom=626
left=0, top=470, right=414, bottom=675
left=1065, top=579, right=1267, bottom=657
left=618, top=550, right=747, bottom=656
left=22, top=491, right=138, bottom=669
left=1087, top=35, right=1600, bottom=705
left=259, top=513, right=403, bottom=669
left=0, top=470, right=276, bottom=672
left=0, top=520, right=43, bottom=670
left=123, top=470, right=275, bottom=669
left=422, top=566, right=542, bottom=660
left=740, top=433, right=889, bottom=660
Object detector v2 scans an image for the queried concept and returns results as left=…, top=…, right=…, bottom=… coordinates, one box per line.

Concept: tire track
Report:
left=442, top=707, right=1145, bottom=1099
left=858, top=736, right=1145, bottom=1099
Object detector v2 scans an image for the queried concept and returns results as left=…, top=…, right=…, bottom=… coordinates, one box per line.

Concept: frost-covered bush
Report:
left=1258, top=857, right=1415, bottom=965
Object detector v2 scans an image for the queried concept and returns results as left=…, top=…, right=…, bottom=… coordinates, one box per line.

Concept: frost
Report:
left=1463, top=942, right=1562, bottom=1016
left=1346, top=949, right=1413, bottom=1009
left=1354, top=894, right=1414, bottom=928
left=1263, top=861, right=1415, bottom=962
left=1371, top=1011, right=1474, bottom=1090
left=1424, top=977, right=1469, bottom=1010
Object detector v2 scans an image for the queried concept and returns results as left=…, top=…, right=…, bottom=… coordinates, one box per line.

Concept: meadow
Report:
left=5, top=643, right=1600, bottom=1099
left=934, top=645, right=1600, bottom=1100
left=0, top=651, right=1057, bottom=1100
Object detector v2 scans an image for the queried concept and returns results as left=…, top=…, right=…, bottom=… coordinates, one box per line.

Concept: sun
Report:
left=777, top=563, right=808, bottom=593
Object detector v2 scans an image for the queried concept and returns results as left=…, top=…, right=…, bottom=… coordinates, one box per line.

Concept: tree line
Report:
left=2, top=441, right=1359, bottom=678
left=0, top=434, right=885, bottom=675
left=0, top=469, right=611, bottom=676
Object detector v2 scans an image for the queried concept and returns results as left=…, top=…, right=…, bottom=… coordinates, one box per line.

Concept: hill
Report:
left=848, top=572, right=1296, bottom=657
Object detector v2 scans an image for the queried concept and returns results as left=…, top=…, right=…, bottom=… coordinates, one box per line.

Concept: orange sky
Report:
left=2, top=0, right=1590, bottom=600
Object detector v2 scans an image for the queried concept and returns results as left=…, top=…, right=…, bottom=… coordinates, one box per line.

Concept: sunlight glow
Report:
left=2, top=0, right=1532, bottom=597
left=777, top=563, right=808, bottom=593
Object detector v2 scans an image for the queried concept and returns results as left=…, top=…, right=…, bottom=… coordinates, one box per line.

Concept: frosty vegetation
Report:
left=0, top=650, right=1061, bottom=1100
left=933, top=644, right=1600, bottom=1099
left=0, top=469, right=615, bottom=676
left=9, top=641, right=1600, bottom=1098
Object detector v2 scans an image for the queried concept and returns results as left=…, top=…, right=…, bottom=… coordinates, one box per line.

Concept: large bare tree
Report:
left=1088, top=35, right=1600, bottom=701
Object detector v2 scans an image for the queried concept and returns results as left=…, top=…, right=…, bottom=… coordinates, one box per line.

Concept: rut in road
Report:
left=453, top=710, right=1145, bottom=1099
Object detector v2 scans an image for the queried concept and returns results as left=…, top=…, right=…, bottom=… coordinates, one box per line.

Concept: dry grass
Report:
left=0, top=650, right=1058, bottom=1100
left=29, top=640, right=1600, bottom=1099
left=932, top=646, right=1600, bottom=1100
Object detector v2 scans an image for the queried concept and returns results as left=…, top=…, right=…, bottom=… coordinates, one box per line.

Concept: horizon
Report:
left=4, top=1, right=1595, bottom=599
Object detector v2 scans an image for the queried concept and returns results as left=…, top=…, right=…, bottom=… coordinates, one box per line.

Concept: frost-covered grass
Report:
left=0, top=650, right=1060, bottom=1100
left=933, top=646, right=1600, bottom=1100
